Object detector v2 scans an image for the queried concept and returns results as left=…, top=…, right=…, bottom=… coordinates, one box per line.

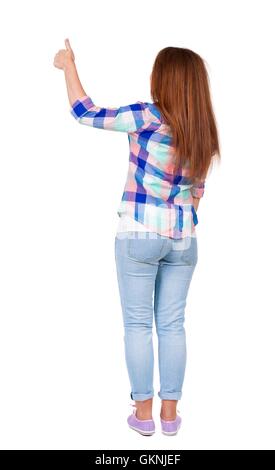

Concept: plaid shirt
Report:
left=70, top=95, right=205, bottom=239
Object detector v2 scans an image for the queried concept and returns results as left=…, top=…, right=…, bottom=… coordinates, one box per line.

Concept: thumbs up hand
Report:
left=53, top=38, right=75, bottom=70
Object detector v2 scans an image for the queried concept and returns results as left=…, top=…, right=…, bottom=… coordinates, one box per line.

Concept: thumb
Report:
left=65, top=38, right=72, bottom=51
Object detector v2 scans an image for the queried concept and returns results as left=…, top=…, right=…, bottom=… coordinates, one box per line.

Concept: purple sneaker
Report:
left=160, top=414, right=182, bottom=436
left=127, top=408, right=155, bottom=436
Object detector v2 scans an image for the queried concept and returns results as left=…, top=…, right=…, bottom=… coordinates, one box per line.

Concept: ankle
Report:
left=160, top=411, right=177, bottom=421
left=160, top=399, right=178, bottom=421
left=134, top=398, right=153, bottom=420
left=136, top=410, right=153, bottom=420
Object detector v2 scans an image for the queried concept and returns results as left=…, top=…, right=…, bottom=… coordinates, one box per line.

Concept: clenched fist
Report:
left=53, top=38, right=75, bottom=70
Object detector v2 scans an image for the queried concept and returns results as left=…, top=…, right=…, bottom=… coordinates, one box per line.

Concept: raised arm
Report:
left=54, top=38, right=156, bottom=133
left=54, top=38, right=87, bottom=106
left=69, top=96, right=155, bottom=133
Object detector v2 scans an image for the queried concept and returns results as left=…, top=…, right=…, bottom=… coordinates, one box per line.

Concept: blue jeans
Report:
left=114, top=231, right=198, bottom=401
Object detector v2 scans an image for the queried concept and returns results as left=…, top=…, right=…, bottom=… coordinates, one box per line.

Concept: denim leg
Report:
left=154, top=236, right=198, bottom=400
left=115, top=235, right=161, bottom=401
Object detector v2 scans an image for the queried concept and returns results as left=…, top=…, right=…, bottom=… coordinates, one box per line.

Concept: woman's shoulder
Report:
left=135, top=100, right=163, bottom=124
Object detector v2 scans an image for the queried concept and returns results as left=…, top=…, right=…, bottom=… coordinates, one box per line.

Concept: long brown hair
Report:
left=150, top=47, right=220, bottom=181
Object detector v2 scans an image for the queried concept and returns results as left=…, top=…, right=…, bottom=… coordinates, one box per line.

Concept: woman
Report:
left=54, top=40, right=220, bottom=436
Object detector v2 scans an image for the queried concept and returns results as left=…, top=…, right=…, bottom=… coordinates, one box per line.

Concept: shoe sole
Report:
left=161, top=429, right=180, bottom=436
left=128, top=424, right=155, bottom=436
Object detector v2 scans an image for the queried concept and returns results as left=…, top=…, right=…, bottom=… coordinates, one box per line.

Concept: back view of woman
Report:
left=54, top=42, right=220, bottom=437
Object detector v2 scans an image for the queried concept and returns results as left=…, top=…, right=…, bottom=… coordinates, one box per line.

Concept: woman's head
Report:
left=150, top=47, right=220, bottom=180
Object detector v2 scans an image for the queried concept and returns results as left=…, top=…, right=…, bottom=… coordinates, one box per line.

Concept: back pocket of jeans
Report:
left=180, top=237, right=198, bottom=266
left=127, top=237, right=165, bottom=262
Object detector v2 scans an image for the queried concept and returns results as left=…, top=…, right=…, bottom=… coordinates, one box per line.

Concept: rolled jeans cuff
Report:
left=130, top=391, right=154, bottom=401
left=158, top=391, right=182, bottom=400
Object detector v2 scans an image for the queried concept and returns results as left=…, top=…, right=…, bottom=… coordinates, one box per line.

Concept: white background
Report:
left=0, top=0, right=274, bottom=450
